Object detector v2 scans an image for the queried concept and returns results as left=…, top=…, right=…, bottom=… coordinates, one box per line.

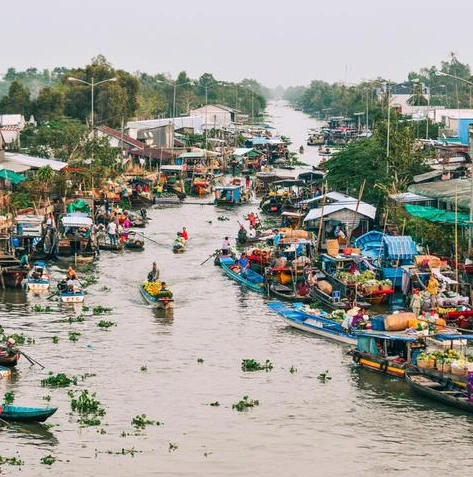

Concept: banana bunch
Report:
left=143, top=281, right=162, bottom=297
left=437, top=307, right=457, bottom=315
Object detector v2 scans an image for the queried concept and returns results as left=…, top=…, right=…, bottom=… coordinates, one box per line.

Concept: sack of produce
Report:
left=384, top=312, right=415, bottom=331
left=318, top=280, right=333, bottom=295
left=326, top=239, right=339, bottom=257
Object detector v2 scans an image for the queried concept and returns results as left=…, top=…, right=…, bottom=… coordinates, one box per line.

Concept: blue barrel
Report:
left=371, top=316, right=386, bottom=331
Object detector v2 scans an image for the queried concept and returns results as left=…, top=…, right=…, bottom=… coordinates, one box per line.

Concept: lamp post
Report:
left=436, top=71, right=473, bottom=108
left=68, top=76, right=117, bottom=130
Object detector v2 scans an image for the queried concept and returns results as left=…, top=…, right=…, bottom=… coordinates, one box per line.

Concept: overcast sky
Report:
left=5, top=0, right=473, bottom=88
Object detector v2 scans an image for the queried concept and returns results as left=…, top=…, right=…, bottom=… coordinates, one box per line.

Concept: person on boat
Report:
left=248, top=212, right=258, bottom=228
left=67, top=266, right=78, bottom=280
left=272, top=253, right=287, bottom=269
left=237, top=225, right=247, bottom=244
left=221, top=237, right=232, bottom=255
left=245, top=175, right=251, bottom=189
left=247, top=225, right=256, bottom=239
left=410, top=289, right=423, bottom=317
left=273, top=229, right=282, bottom=247
left=297, top=281, right=310, bottom=297
left=161, top=282, right=169, bottom=292
left=148, top=262, right=160, bottom=282
left=20, top=252, right=30, bottom=269
left=122, top=214, right=132, bottom=241
left=306, top=270, right=318, bottom=288
left=427, top=274, right=439, bottom=308
left=181, top=227, right=189, bottom=241
left=46, top=212, right=56, bottom=231
left=237, top=252, right=250, bottom=276
left=107, top=220, right=117, bottom=245
left=57, top=276, right=68, bottom=292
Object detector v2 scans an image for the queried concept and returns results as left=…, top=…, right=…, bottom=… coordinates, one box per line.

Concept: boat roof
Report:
left=434, top=333, right=473, bottom=341
left=160, top=165, right=184, bottom=171
left=214, top=185, right=242, bottom=190
left=61, top=215, right=93, bottom=227
left=357, top=330, right=420, bottom=342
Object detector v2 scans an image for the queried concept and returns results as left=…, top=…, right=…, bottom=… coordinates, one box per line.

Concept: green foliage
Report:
left=97, top=320, right=115, bottom=329
left=0, top=455, right=24, bottom=466
left=68, top=331, right=81, bottom=342
left=0, top=80, right=31, bottom=115
left=92, top=305, right=112, bottom=315
left=241, top=359, right=273, bottom=372
left=317, top=370, right=332, bottom=382
left=131, top=414, right=161, bottom=429
left=232, top=395, right=260, bottom=411
left=40, top=455, right=56, bottom=465
left=69, top=389, right=105, bottom=427
left=41, top=372, right=77, bottom=387
left=3, top=391, right=14, bottom=405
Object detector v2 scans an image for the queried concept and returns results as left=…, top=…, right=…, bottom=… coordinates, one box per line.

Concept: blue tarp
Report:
left=382, top=236, right=417, bottom=260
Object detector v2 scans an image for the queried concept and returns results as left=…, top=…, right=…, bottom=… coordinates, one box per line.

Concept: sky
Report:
left=4, top=0, right=473, bottom=88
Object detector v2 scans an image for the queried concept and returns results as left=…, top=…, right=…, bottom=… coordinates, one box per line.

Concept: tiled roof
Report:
left=97, top=125, right=145, bottom=149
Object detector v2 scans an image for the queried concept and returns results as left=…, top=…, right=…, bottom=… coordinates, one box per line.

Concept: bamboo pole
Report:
left=315, top=181, right=328, bottom=256
left=455, top=186, right=459, bottom=294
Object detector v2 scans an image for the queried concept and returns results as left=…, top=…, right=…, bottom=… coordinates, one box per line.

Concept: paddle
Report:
left=132, top=231, right=158, bottom=244
left=20, top=351, right=45, bottom=369
left=200, top=250, right=219, bottom=266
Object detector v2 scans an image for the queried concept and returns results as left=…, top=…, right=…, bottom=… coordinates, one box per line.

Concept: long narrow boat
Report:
left=140, top=283, right=174, bottom=310
left=0, top=404, right=58, bottom=422
left=268, top=301, right=357, bottom=344
left=24, top=261, right=50, bottom=293
left=405, top=370, right=473, bottom=413
left=218, top=256, right=266, bottom=294
left=0, top=346, right=20, bottom=367
left=60, top=290, right=85, bottom=303
left=268, top=282, right=312, bottom=303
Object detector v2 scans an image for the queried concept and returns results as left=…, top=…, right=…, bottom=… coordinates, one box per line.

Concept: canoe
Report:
left=60, top=290, right=85, bottom=303
left=405, top=370, right=473, bottom=413
left=218, top=256, right=266, bottom=294
left=268, top=301, right=357, bottom=344
left=0, top=404, right=58, bottom=422
left=139, top=284, right=174, bottom=310
left=125, top=240, right=144, bottom=250
left=98, top=242, right=124, bottom=251
left=0, top=348, right=20, bottom=367
left=25, top=261, right=50, bottom=292
left=268, top=282, right=312, bottom=303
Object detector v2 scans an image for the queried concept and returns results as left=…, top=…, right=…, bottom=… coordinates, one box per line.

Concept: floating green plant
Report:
left=41, top=373, right=77, bottom=387
left=40, top=455, right=56, bottom=465
left=232, top=396, right=259, bottom=412
left=241, top=359, right=273, bottom=372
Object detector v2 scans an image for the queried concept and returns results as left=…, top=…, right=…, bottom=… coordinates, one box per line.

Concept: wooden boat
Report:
left=0, top=405, right=58, bottom=422
left=268, top=282, right=312, bottom=303
left=0, top=346, right=20, bottom=367
left=218, top=256, right=266, bottom=294
left=214, top=183, right=251, bottom=206
left=0, top=251, right=28, bottom=288
left=405, top=370, right=473, bottom=412
left=173, top=236, right=187, bottom=253
left=153, top=193, right=182, bottom=205
left=98, top=241, right=124, bottom=251
left=25, top=261, right=50, bottom=292
left=60, top=290, right=85, bottom=303
left=124, top=232, right=144, bottom=251
left=351, top=331, right=426, bottom=378
left=268, top=301, right=357, bottom=344
left=140, top=283, right=174, bottom=310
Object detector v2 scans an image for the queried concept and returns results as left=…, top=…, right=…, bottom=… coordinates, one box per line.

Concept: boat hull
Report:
left=60, top=292, right=85, bottom=303
left=140, top=285, right=174, bottom=309
left=218, top=257, right=266, bottom=294
left=268, top=301, right=356, bottom=344
left=0, top=405, right=58, bottom=422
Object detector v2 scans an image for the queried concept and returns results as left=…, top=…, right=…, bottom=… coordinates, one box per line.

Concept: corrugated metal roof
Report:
left=408, top=178, right=472, bottom=209
left=127, top=116, right=205, bottom=133
left=413, top=170, right=443, bottom=183
left=233, top=148, right=254, bottom=156
left=178, top=152, right=204, bottom=159
left=389, top=192, right=429, bottom=203
left=303, top=202, right=376, bottom=222
left=383, top=236, right=417, bottom=260
left=4, top=153, right=66, bottom=171
left=0, top=114, right=24, bottom=126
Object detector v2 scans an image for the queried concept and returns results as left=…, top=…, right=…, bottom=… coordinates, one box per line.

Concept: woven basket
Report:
left=437, top=363, right=452, bottom=374
left=417, top=359, right=435, bottom=369
left=451, top=365, right=467, bottom=376
left=326, top=239, right=340, bottom=257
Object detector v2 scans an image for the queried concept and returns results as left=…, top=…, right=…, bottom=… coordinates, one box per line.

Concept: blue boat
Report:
left=267, top=301, right=357, bottom=344
left=354, top=231, right=418, bottom=288
left=214, top=184, right=251, bottom=206
left=25, top=261, right=50, bottom=293
left=0, top=405, right=58, bottom=422
left=218, top=256, right=266, bottom=294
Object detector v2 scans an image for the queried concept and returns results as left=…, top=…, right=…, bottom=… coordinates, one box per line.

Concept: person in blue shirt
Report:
left=273, top=229, right=282, bottom=247
left=238, top=252, right=250, bottom=276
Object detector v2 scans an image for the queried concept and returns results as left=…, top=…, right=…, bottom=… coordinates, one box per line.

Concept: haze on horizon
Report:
left=4, top=0, right=473, bottom=89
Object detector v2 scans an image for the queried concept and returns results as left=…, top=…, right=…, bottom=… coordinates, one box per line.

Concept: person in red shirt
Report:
left=181, top=227, right=189, bottom=240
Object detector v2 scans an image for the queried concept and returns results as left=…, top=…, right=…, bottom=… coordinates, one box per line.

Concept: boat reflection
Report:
left=153, top=307, right=174, bottom=325
left=3, top=422, right=58, bottom=445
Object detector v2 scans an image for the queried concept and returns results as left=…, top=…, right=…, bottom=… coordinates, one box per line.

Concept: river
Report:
left=1, top=101, right=472, bottom=477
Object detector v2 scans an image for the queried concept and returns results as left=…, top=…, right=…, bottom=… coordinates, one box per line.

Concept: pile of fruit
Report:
left=142, top=281, right=173, bottom=299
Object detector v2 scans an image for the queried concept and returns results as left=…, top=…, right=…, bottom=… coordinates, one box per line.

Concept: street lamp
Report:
left=68, top=76, right=117, bottom=129
left=436, top=71, right=473, bottom=108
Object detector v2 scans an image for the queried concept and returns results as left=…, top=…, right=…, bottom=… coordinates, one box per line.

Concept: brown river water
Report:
left=1, top=101, right=473, bottom=477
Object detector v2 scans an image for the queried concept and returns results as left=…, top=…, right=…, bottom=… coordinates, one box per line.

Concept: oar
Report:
left=200, top=250, right=219, bottom=266
left=133, top=231, right=159, bottom=244
left=20, top=351, right=45, bottom=369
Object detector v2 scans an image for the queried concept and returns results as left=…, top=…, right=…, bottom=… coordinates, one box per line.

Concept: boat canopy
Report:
left=383, top=236, right=418, bottom=260
left=433, top=333, right=473, bottom=341
left=61, top=215, right=93, bottom=228
left=405, top=204, right=470, bottom=226
left=357, top=331, right=419, bottom=342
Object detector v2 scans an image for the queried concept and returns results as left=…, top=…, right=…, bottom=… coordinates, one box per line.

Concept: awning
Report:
left=404, top=204, right=470, bottom=226
left=382, top=236, right=418, bottom=260
left=0, top=169, right=25, bottom=184
left=61, top=215, right=93, bottom=227
left=413, top=170, right=443, bottom=183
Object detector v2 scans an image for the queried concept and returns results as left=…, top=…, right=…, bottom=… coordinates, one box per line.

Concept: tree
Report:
left=0, top=81, right=31, bottom=115
left=32, top=87, right=65, bottom=122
